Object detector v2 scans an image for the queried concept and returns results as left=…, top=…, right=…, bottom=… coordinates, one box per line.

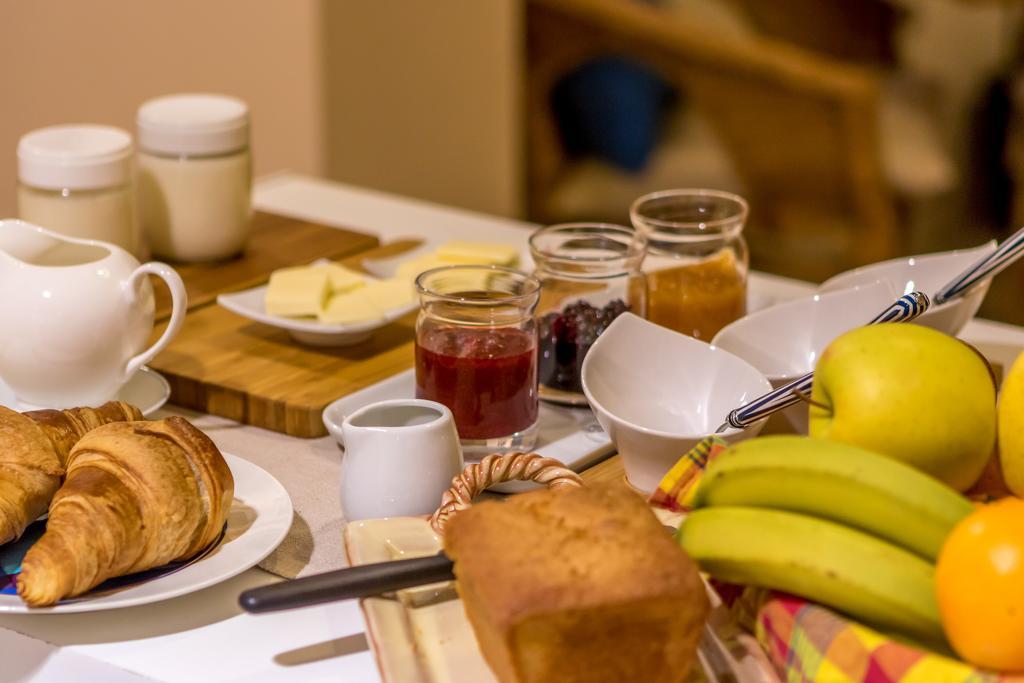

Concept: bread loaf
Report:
left=443, top=484, right=708, bottom=683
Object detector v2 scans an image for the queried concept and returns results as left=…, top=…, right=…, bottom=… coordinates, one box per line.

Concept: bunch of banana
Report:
left=678, top=435, right=974, bottom=647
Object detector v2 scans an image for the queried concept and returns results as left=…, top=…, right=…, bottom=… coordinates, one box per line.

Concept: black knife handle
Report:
left=239, top=552, right=455, bottom=614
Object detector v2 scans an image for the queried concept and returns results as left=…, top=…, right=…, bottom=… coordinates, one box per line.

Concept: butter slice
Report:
left=318, top=289, right=384, bottom=325
left=435, top=241, right=519, bottom=266
left=315, top=263, right=366, bottom=294
left=362, top=278, right=415, bottom=312
left=396, top=255, right=451, bottom=281
left=265, top=267, right=330, bottom=317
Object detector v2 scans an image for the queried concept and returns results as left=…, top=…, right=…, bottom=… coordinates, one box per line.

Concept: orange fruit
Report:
left=935, top=497, right=1024, bottom=671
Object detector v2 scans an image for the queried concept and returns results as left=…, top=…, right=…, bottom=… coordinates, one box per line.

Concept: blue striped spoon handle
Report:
left=934, top=227, right=1024, bottom=305
left=719, top=291, right=930, bottom=431
left=867, top=289, right=931, bottom=323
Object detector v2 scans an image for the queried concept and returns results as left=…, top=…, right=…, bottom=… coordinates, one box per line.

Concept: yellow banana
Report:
left=679, top=506, right=946, bottom=646
left=692, top=436, right=973, bottom=561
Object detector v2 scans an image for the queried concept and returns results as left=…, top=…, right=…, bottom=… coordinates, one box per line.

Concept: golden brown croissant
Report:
left=0, top=401, right=143, bottom=545
left=17, top=416, right=234, bottom=607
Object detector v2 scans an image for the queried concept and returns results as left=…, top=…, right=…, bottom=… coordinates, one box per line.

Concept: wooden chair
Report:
left=724, top=0, right=905, bottom=67
left=525, top=0, right=903, bottom=274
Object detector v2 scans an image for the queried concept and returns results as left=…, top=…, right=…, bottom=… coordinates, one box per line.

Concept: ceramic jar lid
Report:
left=137, top=94, right=249, bottom=157
left=18, top=124, right=133, bottom=191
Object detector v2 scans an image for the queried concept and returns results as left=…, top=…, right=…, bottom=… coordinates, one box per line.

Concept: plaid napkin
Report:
left=756, top=594, right=1024, bottom=683
left=649, top=435, right=729, bottom=512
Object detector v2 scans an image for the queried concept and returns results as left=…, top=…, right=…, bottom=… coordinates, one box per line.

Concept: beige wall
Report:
left=0, top=1, right=522, bottom=221
left=0, top=0, right=327, bottom=218
left=321, top=2, right=522, bottom=217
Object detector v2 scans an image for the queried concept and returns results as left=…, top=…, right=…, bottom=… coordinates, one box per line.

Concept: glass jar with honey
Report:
left=630, top=189, right=748, bottom=341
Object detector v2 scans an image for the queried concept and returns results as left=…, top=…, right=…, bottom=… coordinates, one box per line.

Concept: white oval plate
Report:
left=360, top=242, right=533, bottom=280
left=0, top=366, right=171, bottom=417
left=0, top=453, right=293, bottom=613
left=217, top=283, right=417, bottom=348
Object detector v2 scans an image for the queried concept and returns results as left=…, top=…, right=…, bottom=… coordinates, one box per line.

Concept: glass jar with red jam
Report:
left=415, top=265, right=541, bottom=454
left=529, top=223, right=647, bottom=405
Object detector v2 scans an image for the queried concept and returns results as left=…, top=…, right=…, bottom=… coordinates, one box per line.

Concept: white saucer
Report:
left=0, top=366, right=171, bottom=416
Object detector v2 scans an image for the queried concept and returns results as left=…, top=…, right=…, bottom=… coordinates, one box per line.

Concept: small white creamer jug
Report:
left=0, top=219, right=186, bottom=408
left=339, top=399, right=464, bottom=522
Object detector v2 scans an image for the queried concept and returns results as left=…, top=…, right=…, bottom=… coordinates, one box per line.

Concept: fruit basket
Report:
left=658, top=426, right=1024, bottom=681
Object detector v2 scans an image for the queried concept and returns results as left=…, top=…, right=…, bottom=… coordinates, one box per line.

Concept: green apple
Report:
left=997, top=351, right=1024, bottom=496
left=809, top=323, right=996, bottom=491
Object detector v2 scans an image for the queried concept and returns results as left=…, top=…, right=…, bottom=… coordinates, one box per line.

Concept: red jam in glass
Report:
left=415, top=326, right=538, bottom=440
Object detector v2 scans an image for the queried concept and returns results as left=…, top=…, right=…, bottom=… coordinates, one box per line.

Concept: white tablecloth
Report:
left=2, top=173, right=1021, bottom=682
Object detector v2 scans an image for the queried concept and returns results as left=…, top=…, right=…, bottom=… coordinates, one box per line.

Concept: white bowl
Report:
left=818, top=241, right=997, bottom=335
left=581, top=313, right=773, bottom=493
left=216, top=261, right=417, bottom=347
left=711, top=280, right=897, bottom=432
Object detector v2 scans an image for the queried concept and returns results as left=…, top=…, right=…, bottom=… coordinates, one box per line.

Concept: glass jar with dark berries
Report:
left=529, top=223, right=647, bottom=405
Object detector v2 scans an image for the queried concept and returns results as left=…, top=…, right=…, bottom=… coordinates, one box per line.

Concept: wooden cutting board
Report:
left=151, top=211, right=379, bottom=320
left=150, top=241, right=423, bottom=437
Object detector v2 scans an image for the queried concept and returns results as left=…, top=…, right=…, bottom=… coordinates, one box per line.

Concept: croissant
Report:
left=17, top=416, right=234, bottom=607
left=0, top=401, right=143, bottom=545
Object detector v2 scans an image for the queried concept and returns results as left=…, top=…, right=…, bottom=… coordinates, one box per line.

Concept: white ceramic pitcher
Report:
left=0, top=219, right=187, bottom=408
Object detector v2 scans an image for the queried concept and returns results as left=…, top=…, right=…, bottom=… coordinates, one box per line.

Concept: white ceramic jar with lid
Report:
left=137, top=93, right=252, bottom=262
left=17, top=124, right=139, bottom=256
